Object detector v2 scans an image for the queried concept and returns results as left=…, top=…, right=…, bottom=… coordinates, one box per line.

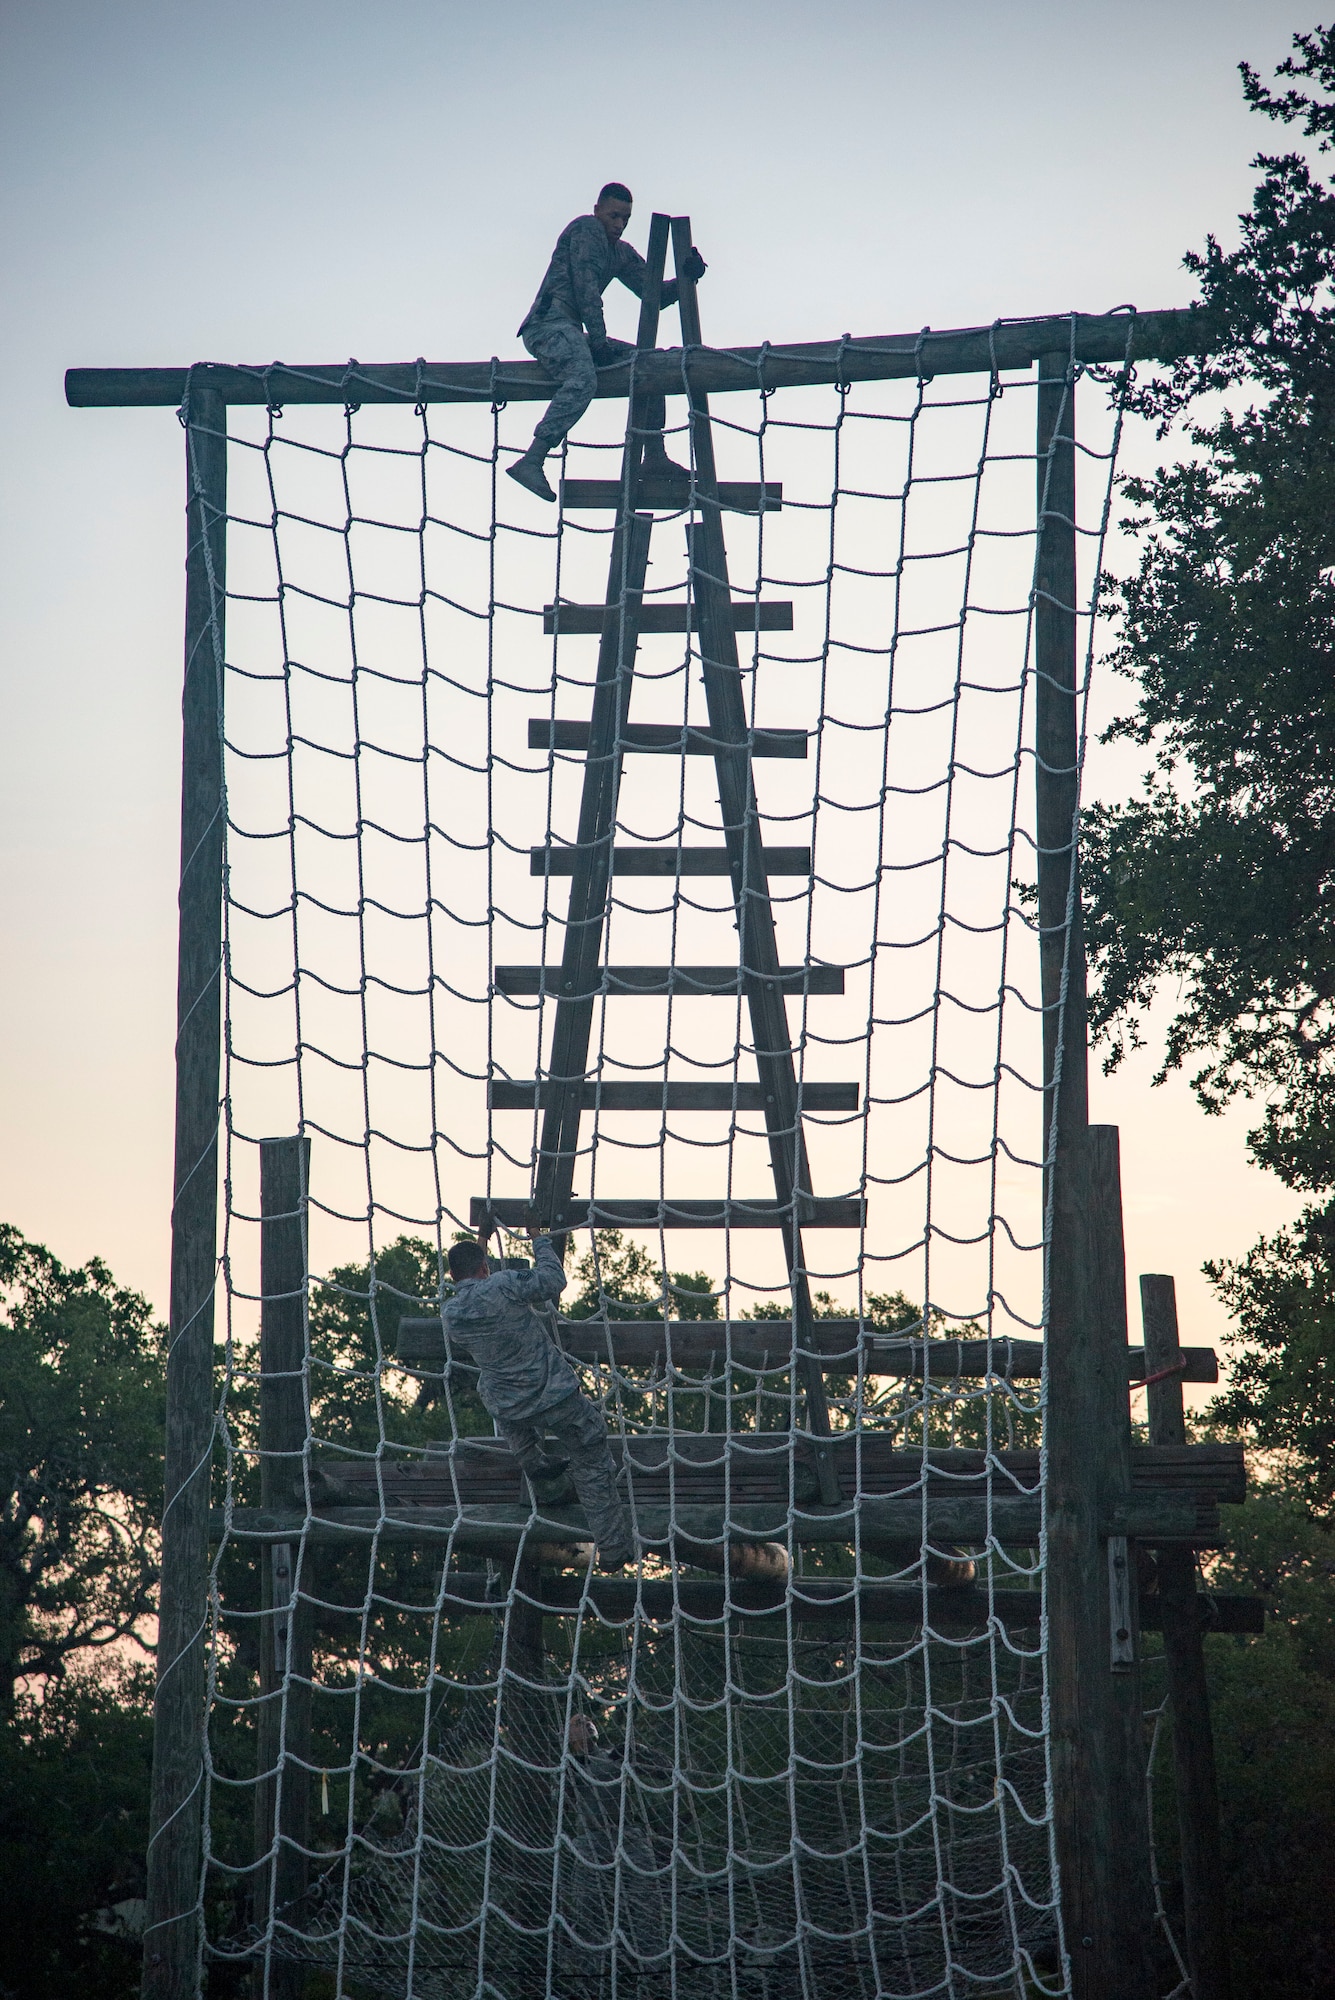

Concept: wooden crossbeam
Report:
left=494, top=963, right=843, bottom=995
left=342, top=1571, right=1267, bottom=1635
left=216, top=1490, right=1220, bottom=1550
left=530, top=720, right=809, bottom=759
left=543, top=601, right=792, bottom=635
left=488, top=1080, right=859, bottom=1111
left=560, top=478, right=783, bottom=513
left=290, top=1437, right=1243, bottom=1510
left=529, top=845, right=811, bottom=876
left=64, top=306, right=1209, bottom=409
left=394, top=1317, right=1218, bottom=1382
left=470, top=1195, right=866, bottom=1230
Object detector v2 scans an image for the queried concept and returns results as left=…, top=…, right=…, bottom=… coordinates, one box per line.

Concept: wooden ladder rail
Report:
left=528, top=214, right=670, bottom=1244
left=669, top=214, right=842, bottom=1505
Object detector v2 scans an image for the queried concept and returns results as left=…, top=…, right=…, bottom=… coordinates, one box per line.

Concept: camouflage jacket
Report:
left=519, top=214, right=680, bottom=341
left=442, top=1235, right=578, bottom=1422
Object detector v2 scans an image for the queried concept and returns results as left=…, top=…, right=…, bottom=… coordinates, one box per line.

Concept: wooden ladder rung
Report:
left=488, top=1081, right=859, bottom=1112
left=529, top=720, right=809, bottom=759
left=495, top=964, right=844, bottom=996
left=559, top=477, right=783, bottom=514
left=543, top=601, right=792, bottom=636
left=530, top=845, right=811, bottom=877
left=470, top=1195, right=866, bottom=1231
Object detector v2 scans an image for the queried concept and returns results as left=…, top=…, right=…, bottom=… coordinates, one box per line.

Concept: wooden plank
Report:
left=277, top=1436, right=1242, bottom=1508
left=471, top=1195, right=866, bottom=1231
left=217, top=1490, right=1214, bottom=1550
left=394, top=1316, right=1215, bottom=1381
left=63, top=306, right=1212, bottom=409
left=529, top=844, right=811, bottom=876
left=488, top=1080, right=859, bottom=1111
left=530, top=719, right=808, bottom=758
left=495, top=962, right=843, bottom=995
left=393, top=1572, right=1266, bottom=1634
left=543, top=600, right=793, bottom=635
left=253, top=1138, right=313, bottom=2000
left=561, top=477, right=783, bottom=513
left=1141, top=1273, right=1235, bottom=2000
left=143, top=383, right=226, bottom=2000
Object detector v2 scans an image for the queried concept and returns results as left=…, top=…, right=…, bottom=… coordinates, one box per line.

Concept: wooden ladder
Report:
left=470, top=214, right=858, bottom=1503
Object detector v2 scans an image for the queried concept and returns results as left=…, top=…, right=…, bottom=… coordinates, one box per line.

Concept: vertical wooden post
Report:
left=255, top=1137, right=314, bottom=1997
left=143, top=377, right=227, bottom=2000
left=1140, top=1274, right=1233, bottom=2000
left=1036, top=352, right=1153, bottom=1996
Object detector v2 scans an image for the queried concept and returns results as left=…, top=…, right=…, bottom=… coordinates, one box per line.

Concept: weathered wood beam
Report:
left=470, top=1195, right=866, bottom=1230
left=1141, top=1273, right=1235, bottom=2000
left=394, top=1315, right=1217, bottom=1380
left=488, top=1080, right=859, bottom=1112
left=494, top=961, right=841, bottom=994
left=142, top=382, right=226, bottom=2000
left=65, top=306, right=1211, bottom=410
left=215, top=1490, right=1219, bottom=1550
left=543, top=600, right=792, bottom=635
left=529, top=844, right=812, bottom=875
left=561, top=477, right=783, bottom=512
left=528, top=721, right=809, bottom=758
left=355, top=1570, right=1268, bottom=1635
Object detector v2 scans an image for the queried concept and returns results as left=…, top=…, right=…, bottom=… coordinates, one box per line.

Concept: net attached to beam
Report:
left=197, top=324, right=1131, bottom=1998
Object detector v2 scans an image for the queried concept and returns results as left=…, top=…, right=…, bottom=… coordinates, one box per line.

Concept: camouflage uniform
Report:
left=443, top=1236, right=631, bottom=1557
left=519, top=213, right=678, bottom=454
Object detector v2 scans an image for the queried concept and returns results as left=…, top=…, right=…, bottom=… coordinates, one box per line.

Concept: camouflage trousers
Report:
left=495, top=1389, right=631, bottom=1556
left=522, top=316, right=666, bottom=458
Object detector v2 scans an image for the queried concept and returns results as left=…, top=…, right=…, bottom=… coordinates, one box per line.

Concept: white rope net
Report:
left=195, top=322, right=1130, bottom=1998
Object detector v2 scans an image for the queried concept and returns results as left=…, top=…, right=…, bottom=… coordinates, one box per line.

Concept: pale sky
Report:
left=0, top=0, right=1311, bottom=1372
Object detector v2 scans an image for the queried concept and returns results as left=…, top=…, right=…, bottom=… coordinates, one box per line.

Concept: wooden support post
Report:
left=143, top=381, right=227, bottom=2000
left=1140, top=1274, right=1233, bottom=2000
left=254, top=1137, right=314, bottom=1997
left=1036, top=350, right=1153, bottom=1997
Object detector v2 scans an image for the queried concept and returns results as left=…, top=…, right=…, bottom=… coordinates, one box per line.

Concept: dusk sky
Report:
left=0, top=0, right=1310, bottom=1366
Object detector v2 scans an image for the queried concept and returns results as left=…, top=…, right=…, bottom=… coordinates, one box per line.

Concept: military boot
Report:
left=506, top=445, right=556, bottom=503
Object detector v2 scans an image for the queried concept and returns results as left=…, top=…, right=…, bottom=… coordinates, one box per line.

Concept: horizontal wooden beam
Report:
left=529, top=720, right=809, bottom=759
left=293, top=1437, right=1241, bottom=1508
left=560, top=478, right=783, bottom=513
left=214, top=1489, right=1220, bottom=1548
left=65, top=306, right=1211, bottom=410
left=488, top=1080, right=859, bottom=1111
left=470, top=1195, right=867, bottom=1230
left=542, top=601, right=792, bottom=635
left=494, top=962, right=842, bottom=995
left=404, top=1571, right=1266, bottom=1634
left=530, top=844, right=811, bottom=876
left=393, top=1317, right=1217, bottom=1382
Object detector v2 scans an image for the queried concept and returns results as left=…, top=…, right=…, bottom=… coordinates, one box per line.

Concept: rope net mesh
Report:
left=194, top=324, right=1130, bottom=1998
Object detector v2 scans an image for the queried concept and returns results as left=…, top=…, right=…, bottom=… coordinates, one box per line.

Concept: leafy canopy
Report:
left=0, top=1225, right=165, bottom=1709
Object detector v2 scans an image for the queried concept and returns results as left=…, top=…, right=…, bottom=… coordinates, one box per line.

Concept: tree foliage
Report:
left=1085, top=26, right=1335, bottom=1194
left=0, top=1225, right=164, bottom=1710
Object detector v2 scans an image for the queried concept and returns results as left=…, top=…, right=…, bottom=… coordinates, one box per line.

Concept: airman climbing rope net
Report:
left=197, top=299, right=1133, bottom=1997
